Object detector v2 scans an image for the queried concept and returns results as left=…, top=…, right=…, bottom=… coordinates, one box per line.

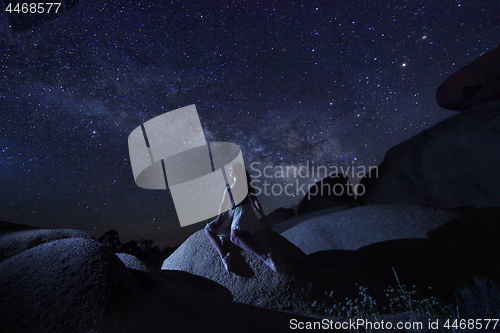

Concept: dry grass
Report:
left=309, top=270, right=500, bottom=332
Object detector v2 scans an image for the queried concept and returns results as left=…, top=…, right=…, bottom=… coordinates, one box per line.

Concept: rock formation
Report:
left=0, top=225, right=94, bottom=263
left=358, top=45, right=500, bottom=208
left=281, top=204, right=460, bottom=254
left=0, top=237, right=142, bottom=332
left=0, top=224, right=316, bottom=333
left=358, top=99, right=500, bottom=208
left=436, top=44, right=500, bottom=111
left=162, top=228, right=331, bottom=317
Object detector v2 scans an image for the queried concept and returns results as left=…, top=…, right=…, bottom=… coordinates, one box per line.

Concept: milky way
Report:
left=1, top=0, right=499, bottom=247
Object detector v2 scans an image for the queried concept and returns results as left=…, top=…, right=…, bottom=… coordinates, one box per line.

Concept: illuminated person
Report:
left=204, top=163, right=276, bottom=273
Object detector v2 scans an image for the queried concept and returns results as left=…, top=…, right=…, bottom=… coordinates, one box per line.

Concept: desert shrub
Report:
left=310, top=271, right=500, bottom=332
left=453, top=276, right=500, bottom=319
left=385, top=267, right=446, bottom=318
left=310, top=268, right=456, bottom=332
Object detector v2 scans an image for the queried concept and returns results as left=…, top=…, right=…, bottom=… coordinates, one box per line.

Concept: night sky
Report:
left=1, top=0, right=499, bottom=247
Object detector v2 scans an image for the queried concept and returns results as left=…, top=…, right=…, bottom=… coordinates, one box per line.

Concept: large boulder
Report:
left=297, top=174, right=357, bottom=216
left=0, top=225, right=94, bottom=263
left=281, top=204, right=460, bottom=254
left=162, top=229, right=330, bottom=317
left=0, top=237, right=142, bottom=333
left=436, top=44, right=500, bottom=111
left=357, top=99, right=500, bottom=208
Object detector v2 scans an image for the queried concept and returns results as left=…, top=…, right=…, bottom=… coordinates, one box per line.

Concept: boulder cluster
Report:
left=0, top=222, right=311, bottom=333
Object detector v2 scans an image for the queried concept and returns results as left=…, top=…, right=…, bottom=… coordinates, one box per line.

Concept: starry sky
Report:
left=1, top=0, right=499, bottom=247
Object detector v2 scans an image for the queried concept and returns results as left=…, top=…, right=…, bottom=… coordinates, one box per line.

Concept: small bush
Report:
left=310, top=271, right=500, bottom=332
left=453, top=276, right=500, bottom=319
left=385, top=267, right=446, bottom=318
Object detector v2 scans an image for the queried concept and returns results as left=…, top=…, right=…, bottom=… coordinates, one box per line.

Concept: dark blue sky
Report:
left=1, top=0, right=499, bottom=247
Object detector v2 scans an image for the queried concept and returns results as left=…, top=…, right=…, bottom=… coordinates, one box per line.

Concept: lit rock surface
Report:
left=0, top=225, right=93, bottom=263
left=281, top=204, right=460, bottom=254
left=162, top=229, right=330, bottom=317
left=116, top=252, right=156, bottom=273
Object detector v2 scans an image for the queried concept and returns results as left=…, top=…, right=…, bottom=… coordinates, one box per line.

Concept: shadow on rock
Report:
left=297, top=174, right=357, bottom=216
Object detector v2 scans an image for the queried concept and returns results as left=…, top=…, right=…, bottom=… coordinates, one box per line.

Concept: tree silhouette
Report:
left=98, top=229, right=178, bottom=269
left=98, top=229, right=121, bottom=252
